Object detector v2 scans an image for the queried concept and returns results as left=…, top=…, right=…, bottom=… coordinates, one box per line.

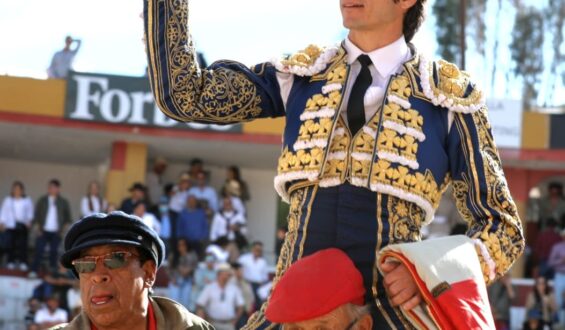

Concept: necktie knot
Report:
left=357, top=54, right=372, bottom=68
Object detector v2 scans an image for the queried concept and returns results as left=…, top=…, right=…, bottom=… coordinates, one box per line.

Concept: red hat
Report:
left=266, top=248, right=365, bottom=323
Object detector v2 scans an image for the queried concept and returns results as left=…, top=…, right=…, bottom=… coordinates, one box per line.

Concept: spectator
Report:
left=522, top=309, right=545, bottom=330
left=238, top=241, right=268, bottom=310
left=188, top=158, right=204, bottom=183
left=533, top=218, right=561, bottom=278
left=132, top=201, right=161, bottom=234
left=540, top=182, right=565, bottom=228
left=221, top=165, right=250, bottom=203
left=525, top=276, right=557, bottom=328
left=80, top=181, right=107, bottom=217
left=34, top=295, right=68, bottom=329
left=192, top=255, right=218, bottom=308
left=146, top=156, right=168, bottom=207
left=189, top=172, right=219, bottom=212
left=66, top=281, right=81, bottom=320
left=24, top=297, right=42, bottom=328
left=196, top=263, right=244, bottom=330
left=119, top=182, right=146, bottom=214
left=168, top=238, right=198, bottom=310
left=210, top=197, right=247, bottom=260
left=177, top=195, right=209, bottom=258
left=157, top=183, right=175, bottom=256
left=487, top=273, right=515, bottom=330
left=206, top=236, right=230, bottom=263
left=32, top=264, right=76, bottom=312
left=548, top=229, right=565, bottom=316
left=169, top=173, right=192, bottom=218
left=230, top=262, right=255, bottom=328
left=31, top=179, right=71, bottom=276
left=275, top=226, right=287, bottom=259
left=0, top=180, right=34, bottom=271
left=47, top=36, right=81, bottom=79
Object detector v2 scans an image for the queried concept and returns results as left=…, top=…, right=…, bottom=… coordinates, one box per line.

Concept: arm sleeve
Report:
left=25, top=198, right=34, bottom=225
left=80, top=197, right=89, bottom=217
left=447, top=108, right=524, bottom=283
left=195, top=285, right=210, bottom=307
left=143, top=0, right=286, bottom=124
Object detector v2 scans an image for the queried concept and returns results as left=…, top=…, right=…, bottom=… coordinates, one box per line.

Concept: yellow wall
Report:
left=242, top=117, right=285, bottom=135
left=0, top=76, right=65, bottom=117
left=521, top=111, right=549, bottom=149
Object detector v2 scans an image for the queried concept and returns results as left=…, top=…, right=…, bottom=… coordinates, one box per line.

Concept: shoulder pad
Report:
left=271, top=44, right=339, bottom=77
left=418, top=57, right=485, bottom=113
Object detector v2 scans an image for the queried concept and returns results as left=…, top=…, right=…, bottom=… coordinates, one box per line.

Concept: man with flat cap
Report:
left=266, top=248, right=372, bottom=330
left=52, top=211, right=213, bottom=330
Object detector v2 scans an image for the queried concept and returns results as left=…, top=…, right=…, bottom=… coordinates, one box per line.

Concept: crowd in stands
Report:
left=0, top=158, right=275, bottom=330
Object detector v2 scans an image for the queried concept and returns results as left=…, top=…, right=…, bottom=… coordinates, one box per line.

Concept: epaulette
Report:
left=418, top=56, right=485, bottom=113
left=272, top=44, right=339, bottom=77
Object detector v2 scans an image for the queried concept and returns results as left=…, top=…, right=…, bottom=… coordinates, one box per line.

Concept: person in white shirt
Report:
left=196, top=264, right=244, bottom=330
left=0, top=181, right=34, bottom=271
left=237, top=241, right=269, bottom=311
left=80, top=181, right=108, bottom=217
left=47, top=36, right=81, bottom=79
left=210, top=197, right=247, bottom=262
left=34, top=295, right=68, bottom=329
left=133, top=202, right=161, bottom=234
left=189, top=172, right=219, bottom=212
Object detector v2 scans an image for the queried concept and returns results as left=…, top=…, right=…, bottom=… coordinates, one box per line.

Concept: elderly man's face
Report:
left=282, top=304, right=372, bottom=330
left=77, top=244, right=156, bottom=328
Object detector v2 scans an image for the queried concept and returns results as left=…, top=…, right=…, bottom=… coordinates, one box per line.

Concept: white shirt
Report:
left=47, top=49, right=78, bottom=79
left=209, top=210, right=246, bottom=241
left=34, top=307, right=68, bottom=324
left=80, top=195, right=107, bottom=217
left=141, top=212, right=161, bottom=234
left=44, top=196, right=59, bottom=232
left=238, top=253, right=269, bottom=284
left=169, top=187, right=190, bottom=213
left=205, top=244, right=230, bottom=263
left=196, top=282, right=244, bottom=320
left=0, top=196, right=34, bottom=229
left=277, top=36, right=411, bottom=126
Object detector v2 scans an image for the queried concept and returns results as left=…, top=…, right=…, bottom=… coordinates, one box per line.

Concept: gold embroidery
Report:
left=152, top=0, right=263, bottom=123
left=282, top=44, right=323, bottom=67
left=388, top=197, right=424, bottom=243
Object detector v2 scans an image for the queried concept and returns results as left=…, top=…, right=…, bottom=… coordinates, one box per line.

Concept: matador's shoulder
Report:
left=271, top=44, right=343, bottom=77
left=405, top=55, right=486, bottom=113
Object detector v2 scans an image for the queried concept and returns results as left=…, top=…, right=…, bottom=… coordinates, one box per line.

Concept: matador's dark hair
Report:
left=394, top=0, right=427, bottom=42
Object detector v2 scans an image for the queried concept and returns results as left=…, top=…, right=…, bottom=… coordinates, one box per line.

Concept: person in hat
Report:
left=266, top=248, right=372, bottom=329
left=146, top=157, right=168, bottom=208
left=53, top=211, right=212, bottom=329
left=119, top=183, right=147, bottom=215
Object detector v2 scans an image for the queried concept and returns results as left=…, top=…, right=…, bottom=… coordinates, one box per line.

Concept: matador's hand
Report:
left=382, top=261, right=422, bottom=310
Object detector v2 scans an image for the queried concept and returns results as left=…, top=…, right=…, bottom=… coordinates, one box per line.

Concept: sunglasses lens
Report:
left=104, top=252, right=128, bottom=269
left=73, top=260, right=97, bottom=274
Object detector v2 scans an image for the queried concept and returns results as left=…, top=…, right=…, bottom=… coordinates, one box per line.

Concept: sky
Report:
left=0, top=0, right=562, bottom=106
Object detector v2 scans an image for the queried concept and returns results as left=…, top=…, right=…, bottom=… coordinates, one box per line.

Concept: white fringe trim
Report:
left=272, top=46, right=339, bottom=77
left=327, top=151, right=347, bottom=160
left=418, top=56, right=484, bottom=113
left=382, top=120, right=426, bottom=142
left=377, top=151, right=419, bottom=170
left=322, top=83, right=342, bottom=95
left=293, top=139, right=328, bottom=150
left=364, top=86, right=384, bottom=109
left=350, top=177, right=368, bottom=188
left=274, top=171, right=319, bottom=203
left=370, top=183, right=435, bottom=225
left=319, top=177, right=342, bottom=188
left=352, top=152, right=373, bottom=161
left=387, top=94, right=411, bottom=109
left=362, top=126, right=377, bottom=137
left=299, top=107, right=336, bottom=121
left=334, top=127, right=346, bottom=136
left=473, top=239, right=497, bottom=281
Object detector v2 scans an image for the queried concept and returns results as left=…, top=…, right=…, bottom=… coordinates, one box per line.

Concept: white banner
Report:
left=486, top=99, right=523, bottom=149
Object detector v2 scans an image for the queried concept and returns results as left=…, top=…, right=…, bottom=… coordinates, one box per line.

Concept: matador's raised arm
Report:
left=143, top=0, right=286, bottom=124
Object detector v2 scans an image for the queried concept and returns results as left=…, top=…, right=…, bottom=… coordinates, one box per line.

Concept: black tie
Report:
left=347, top=54, right=373, bottom=135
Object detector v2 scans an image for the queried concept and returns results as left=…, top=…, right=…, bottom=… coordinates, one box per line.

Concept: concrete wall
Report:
left=0, top=158, right=104, bottom=221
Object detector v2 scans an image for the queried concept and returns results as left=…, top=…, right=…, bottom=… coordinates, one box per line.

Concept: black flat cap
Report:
left=60, top=211, right=165, bottom=276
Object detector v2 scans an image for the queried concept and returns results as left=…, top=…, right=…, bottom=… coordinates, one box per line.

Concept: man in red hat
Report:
left=265, top=248, right=373, bottom=329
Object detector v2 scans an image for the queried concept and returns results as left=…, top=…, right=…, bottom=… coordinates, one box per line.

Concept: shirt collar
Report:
left=344, top=36, right=409, bottom=77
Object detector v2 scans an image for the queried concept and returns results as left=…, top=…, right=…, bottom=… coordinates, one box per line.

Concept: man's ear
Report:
left=397, top=0, right=418, bottom=11
left=142, top=260, right=157, bottom=288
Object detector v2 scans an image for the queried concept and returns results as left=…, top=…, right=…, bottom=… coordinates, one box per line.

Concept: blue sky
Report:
left=0, top=0, right=562, bottom=106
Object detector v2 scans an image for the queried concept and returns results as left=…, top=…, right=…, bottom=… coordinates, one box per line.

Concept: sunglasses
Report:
left=71, top=251, right=138, bottom=274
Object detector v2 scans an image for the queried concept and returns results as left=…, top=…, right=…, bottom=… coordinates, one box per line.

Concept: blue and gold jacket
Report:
left=144, top=0, right=524, bottom=283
